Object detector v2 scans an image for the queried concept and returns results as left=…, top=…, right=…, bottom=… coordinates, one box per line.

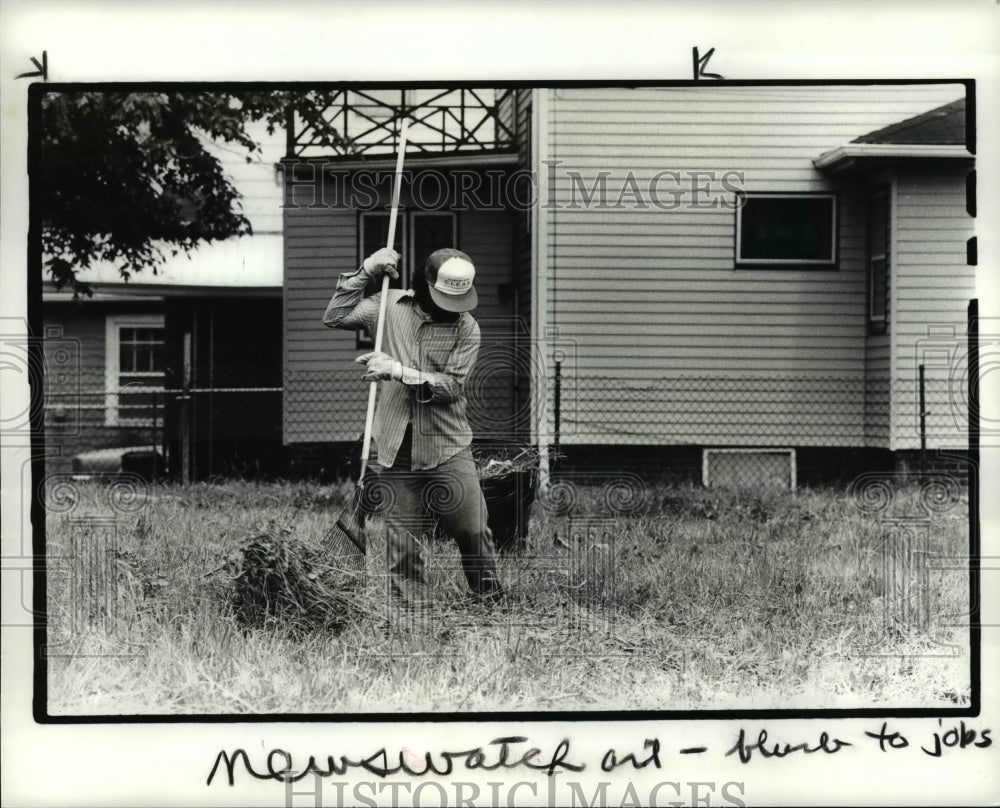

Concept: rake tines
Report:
left=321, top=484, right=367, bottom=574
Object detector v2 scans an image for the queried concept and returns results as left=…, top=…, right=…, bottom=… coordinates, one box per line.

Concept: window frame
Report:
left=358, top=209, right=409, bottom=286
left=355, top=210, right=458, bottom=349
left=867, top=185, right=890, bottom=335
left=734, top=191, right=839, bottom=270
left=356, top=211, right=408, bottom=349
left=104, top=313, right=166, bottom=427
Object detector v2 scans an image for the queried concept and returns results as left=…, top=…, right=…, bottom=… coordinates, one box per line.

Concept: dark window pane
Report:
left=869, top=191, right=887, bottom=255
left=870, top=258, right=887, bottom=318
left=361, top=213, right=405, bottom=289
left=412, top=214, right=456, bottom=278
left=868, top=185, right=890, bottom=331
left=740, top=196, right=834, bottom=262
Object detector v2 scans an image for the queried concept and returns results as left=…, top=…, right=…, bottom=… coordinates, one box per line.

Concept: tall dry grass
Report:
left=45, top=478, right=970, bottom=714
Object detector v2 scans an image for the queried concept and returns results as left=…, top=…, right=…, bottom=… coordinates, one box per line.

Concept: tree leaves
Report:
left=39, top=90, right=294, bottom=296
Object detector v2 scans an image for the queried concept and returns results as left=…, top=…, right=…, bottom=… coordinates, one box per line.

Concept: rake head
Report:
left=321, top=484, right=367, bottom=570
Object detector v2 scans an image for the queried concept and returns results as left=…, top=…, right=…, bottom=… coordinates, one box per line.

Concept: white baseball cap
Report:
left=426, top=249, right=478, bottom=313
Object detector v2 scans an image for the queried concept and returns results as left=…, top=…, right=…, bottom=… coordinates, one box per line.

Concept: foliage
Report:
left=39, top=90, right=327, bottom=295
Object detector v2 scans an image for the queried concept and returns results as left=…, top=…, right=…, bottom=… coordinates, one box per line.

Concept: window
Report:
left=868, top=186, right=890, bottom=334
left=356, top=211, right=457, bottom=348
left=735, top=193, right=837, bottom=268
left=410, top=211, right=458, bottom=281
left=105, top=314, right=165, bottom=426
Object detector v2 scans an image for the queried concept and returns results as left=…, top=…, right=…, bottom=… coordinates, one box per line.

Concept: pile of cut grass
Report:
left=223, top=525, right=363, bottom=635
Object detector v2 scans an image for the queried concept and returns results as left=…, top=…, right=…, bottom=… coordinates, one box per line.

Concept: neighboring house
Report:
left=281, top=84, right=975, bottom=486
left=43, top=125, right=286, bottom=479
left=43, top=237, right=284, bottom=478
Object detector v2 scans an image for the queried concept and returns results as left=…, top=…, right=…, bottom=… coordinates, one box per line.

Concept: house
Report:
left=42, top=124, right=286, bottom=480
left=42, top=237, right=284, bottom=479
left=280, top=83, right=975, bottom=486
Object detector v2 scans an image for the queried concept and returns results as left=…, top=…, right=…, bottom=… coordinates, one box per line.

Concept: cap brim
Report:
left=429, top=284, right=478, bottom=313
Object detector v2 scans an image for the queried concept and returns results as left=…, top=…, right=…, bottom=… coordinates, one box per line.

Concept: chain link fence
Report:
left=550, top=370, right=972, bottom=487
left=552, top=374, right=967, bottom=446
left=43, top=371, right=969, bottom=486
left=42, top=360, right=973, bottom=491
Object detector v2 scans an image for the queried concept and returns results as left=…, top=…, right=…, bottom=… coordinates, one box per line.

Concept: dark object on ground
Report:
left=476, top=446, right=540, bottom=554
left=72, top=445, right=163, bottom=481
left=228, top=526, right=361, bottom=635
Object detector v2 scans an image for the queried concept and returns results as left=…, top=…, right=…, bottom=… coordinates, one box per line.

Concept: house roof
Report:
left=43, top=234, right=283, bottom=301
left=850, top=98, right=966, bottom=145
left=813, top=96, right=972, bottom=174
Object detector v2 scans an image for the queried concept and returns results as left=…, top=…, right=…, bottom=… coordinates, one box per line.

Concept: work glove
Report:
left=362, top=247, right=400, bottom=281
left=356, top=350, right=398, bottom=381
left=356, top=351, right=428, bottom=385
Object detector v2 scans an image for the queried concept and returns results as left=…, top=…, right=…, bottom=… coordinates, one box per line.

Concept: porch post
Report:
left=531, top=88, right=551, bottom=487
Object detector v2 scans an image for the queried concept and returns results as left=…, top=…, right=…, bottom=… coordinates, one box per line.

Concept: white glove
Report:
left=355, top=351, right=396, bottom=381
left=362, top=248, right=400, bottom=281
left=355, top=351, right=428, bottom=385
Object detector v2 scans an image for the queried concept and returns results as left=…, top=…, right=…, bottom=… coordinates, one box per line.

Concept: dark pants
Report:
left=376, top=433, right=502, bottom=598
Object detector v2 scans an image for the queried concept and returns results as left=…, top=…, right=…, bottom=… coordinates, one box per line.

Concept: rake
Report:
left=322, top=120, right=409, bottom=564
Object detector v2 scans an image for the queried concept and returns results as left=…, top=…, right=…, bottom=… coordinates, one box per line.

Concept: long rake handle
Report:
left=359, top=120, right=408, bottom=483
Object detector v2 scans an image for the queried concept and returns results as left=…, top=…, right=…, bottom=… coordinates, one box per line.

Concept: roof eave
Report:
left=813, top=144, right=973, bottom=174
left=43, top=283, right=281, bottom=302
left=278, top=149, right=521, bottom=173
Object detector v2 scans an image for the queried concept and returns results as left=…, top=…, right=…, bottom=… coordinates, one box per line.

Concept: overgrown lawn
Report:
left=45, top=478, right=971, bottom=714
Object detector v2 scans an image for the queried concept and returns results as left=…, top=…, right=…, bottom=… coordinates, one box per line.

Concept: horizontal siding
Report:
left=890, top=165, right=975, bottom=451
left=283, top=181, right=518, bottom=444
left=204, top=122, right=285, bottom=234
left=556, top=375, right=869, bottom=447
left=283, top=201, right=360, bottom=443
left=458, top=210, right=519, bottom=440
left=865, top=332, right=891, bottom=447
left=544, top=84, right=966, bottom=448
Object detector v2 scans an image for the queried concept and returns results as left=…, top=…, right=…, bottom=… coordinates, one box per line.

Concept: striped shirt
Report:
left=322, top=268, right=481, bottom=470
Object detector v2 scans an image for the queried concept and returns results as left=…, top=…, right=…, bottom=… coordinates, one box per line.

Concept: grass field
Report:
left=45, top=477, right=971, bottom=715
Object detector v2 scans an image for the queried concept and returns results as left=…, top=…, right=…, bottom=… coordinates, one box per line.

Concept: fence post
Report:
left=552, top=357, right=562, bottom=477
left=159, top=389, right=168, bottom=479
left=180, top=331, right=192, bottom=484
left=152, top=388, right=160, bottom=480
left=918, top=363, right=927, bottom=455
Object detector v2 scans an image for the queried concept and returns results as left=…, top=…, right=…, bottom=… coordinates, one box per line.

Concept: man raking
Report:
left=323, top=247, right=504, bottom=604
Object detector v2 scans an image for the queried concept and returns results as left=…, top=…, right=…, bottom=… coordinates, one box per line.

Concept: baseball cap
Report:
left=425, top=248, right=478, bottom=313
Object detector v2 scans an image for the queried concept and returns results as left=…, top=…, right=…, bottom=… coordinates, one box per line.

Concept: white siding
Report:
left=541, top=84, right=966, bottom=447
left=890, top=166, right=975, bottom=451
left=203, top=121, right=285, bottom=234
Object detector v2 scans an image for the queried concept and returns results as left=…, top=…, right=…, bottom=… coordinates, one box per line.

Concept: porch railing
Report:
left=285, top=88, right=517, bottom=159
